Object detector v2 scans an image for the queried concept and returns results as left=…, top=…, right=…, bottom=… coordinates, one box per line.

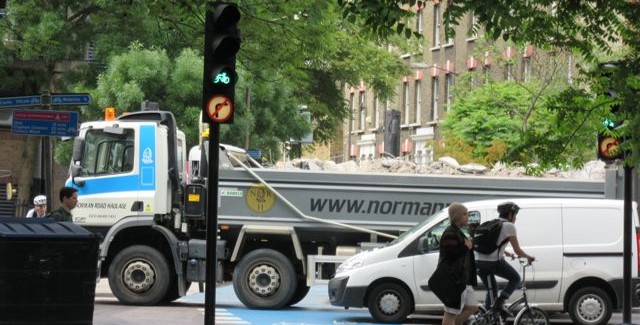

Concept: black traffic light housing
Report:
left=596, top=62, right=625, bottom=163
left=202, top=2, right=241, bottom=124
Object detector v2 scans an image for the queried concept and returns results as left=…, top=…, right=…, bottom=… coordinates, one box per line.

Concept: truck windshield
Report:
left=390, top=208, right=448, bottom=245
left=77, top=128, right=135, bottom=176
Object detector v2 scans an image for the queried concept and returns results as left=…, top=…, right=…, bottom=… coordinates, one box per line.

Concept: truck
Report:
left=65, top=109, right=614, bottom=308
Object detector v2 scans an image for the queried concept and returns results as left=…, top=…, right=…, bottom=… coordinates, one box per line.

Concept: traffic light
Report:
left=597, top=63, right=624, bottom=163
left=202, top=2, right=241, bottom=124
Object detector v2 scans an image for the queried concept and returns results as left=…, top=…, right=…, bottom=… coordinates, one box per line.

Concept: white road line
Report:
left=197, top=308, right=251, bottom=324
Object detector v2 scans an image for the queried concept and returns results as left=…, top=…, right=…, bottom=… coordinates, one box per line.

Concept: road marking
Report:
left=197, top=308, right=251, bottom=324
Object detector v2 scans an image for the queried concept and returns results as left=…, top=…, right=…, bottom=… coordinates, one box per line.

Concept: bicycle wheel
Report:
left=513, top=307, right=549, bottom=325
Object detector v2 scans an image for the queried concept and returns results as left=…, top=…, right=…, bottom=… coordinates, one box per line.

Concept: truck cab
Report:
left=68, top=114, right=187, bottom=232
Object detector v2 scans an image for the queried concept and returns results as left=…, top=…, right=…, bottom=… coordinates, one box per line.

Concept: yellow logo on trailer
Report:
left=246, top=183, right=275, bottom=213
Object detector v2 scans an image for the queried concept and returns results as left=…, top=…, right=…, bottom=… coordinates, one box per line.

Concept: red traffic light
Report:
left=597, top=134, right=624, bottom=163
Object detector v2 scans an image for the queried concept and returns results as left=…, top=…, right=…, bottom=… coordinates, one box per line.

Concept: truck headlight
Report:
left=336, top=252, right=366, bottom=274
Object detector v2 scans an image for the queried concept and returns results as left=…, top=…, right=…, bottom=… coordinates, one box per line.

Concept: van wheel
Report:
left=232, top=249, right=297, bottom=309
left=568, top=286, right=612, bottom=325
left=367, top=283, right=413, bottom=323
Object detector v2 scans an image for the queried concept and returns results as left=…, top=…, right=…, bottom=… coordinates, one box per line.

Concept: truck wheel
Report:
left=568, top=286, right=612, bottom=325
left=108, top=245, right=171, bottom=305
left=288, top=279, right=311, bottom=306
left=367, top=282, right=413, bottom=323
left=232, top=249, right=297, bottom=309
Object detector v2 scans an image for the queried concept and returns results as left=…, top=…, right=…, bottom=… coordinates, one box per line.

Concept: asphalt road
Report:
left=92, top=280, right=640, bottom=325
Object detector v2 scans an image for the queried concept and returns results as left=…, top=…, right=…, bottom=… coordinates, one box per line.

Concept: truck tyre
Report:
left=108, top=245, right=171, bottom=305
left=367, top=282, right=413, bottom=323
left=287, top=280, right=311, bottom=306
left=232, top=249, right=297, bottom=309
left=568, top=286, right=612, bottom=325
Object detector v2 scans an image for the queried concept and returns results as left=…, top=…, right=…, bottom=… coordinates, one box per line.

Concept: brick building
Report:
left=339, top=2, right=575, bottom=164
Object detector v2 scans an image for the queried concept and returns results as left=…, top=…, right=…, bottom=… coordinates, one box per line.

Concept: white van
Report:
left=328, top=198, right=640, bottom=325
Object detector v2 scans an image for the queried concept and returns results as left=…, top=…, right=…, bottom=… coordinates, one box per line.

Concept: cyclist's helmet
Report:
left=33, top=195, right=47, bottom=205
left=497, top=201, right=520, bottom=215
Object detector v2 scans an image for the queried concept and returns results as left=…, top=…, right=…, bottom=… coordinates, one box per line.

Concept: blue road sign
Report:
left=0, top=95, right=41, bottom=108
left=51, top=93, right=92, bottom=106
left=11, top=110, right=79, bottom=137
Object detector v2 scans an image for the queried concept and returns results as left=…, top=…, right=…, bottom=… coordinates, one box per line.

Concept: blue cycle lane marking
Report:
left=180, top=284, right=403, bottom=325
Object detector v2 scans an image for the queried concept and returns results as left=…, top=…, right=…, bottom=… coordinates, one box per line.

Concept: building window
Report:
left=505, top=64, right=514, bottom=82
left=567, top=54, right=574, bottom=84
left=415, top=79, right=422, bottom=124
left=523, top=57, right=532, bottom=82
left=433, top=4, right=441, bottom=47
left=468, top=12, right=479, bottom=39
left=403, top=81, right=410, bottom=124
left=416, top=8, right=424, bottom=34
left=445, top=74, right=453, bottom=112
left=349, top=92, right=355, bottom=133
left=431, top=77, right=439, bottom=121
left=359, top=90, right=366, bottom=130
left=483, top=66, right=491, bottom=84
left=373, top=94, right=380, bottom=129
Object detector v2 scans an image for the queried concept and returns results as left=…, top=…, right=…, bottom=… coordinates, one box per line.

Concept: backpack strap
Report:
left=496, top=219, right=510, bottom=250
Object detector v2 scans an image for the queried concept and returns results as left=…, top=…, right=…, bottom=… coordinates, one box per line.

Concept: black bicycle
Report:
left=469, top=257, right=549, bottom=325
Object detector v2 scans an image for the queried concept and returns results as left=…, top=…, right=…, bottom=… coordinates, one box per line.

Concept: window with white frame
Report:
left=445, top=74, right=453, bottom=112
left=567, top=54, right=574, bottom=84
left=433, top=4, right=441, bottom=47
left=403, top=81, right=410, bottom=124
left=505, top=64, right=514, bottom=81
left=431, top=77, right=439, bottom=121
left=523, top=57, right=532, bottom=82
left=349, top=92, right=355, bottom=132
left=468, top=12, right=479, bottom=39
left=415, top=79, right=422, bottom=124
left=359, top=90, right=366, bottom=130
left=373, top=95, right=380, bottom=129
left=416, top=8, right=424, bottom=34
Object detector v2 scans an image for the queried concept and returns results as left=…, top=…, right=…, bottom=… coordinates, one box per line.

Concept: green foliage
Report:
left=1, top=0, right=408, bottom=164
left=441, top=80, right=598, bottom=168
left=339, top=0, right=640, bottom=168
left=441, top=82, right=530, bottom=160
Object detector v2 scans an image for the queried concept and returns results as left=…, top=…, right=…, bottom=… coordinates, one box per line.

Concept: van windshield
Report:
left=389, top=208, right=448, bottom=245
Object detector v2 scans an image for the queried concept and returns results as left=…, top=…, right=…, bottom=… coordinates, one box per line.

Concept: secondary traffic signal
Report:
left=202, top=2, right=241, bottom=124
left=597, top=63, right=624, bottom=163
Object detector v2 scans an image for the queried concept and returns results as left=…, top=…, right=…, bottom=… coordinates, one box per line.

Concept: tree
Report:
left=339, top=0, right=640, bottom=167
left=1, top=1, right=408, bottom=169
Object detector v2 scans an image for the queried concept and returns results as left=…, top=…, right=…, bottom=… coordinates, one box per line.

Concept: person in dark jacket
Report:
left=47, top=186, right=78, bottom=222
left=430, top=202, right=478, bottom=325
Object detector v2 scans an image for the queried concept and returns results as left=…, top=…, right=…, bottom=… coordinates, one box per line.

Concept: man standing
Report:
left=47, top=187, right=78, bottom=222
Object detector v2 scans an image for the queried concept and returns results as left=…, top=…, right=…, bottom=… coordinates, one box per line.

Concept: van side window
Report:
left=424, top=219, right=450, bottom=252
left=421, top=210, right=481, bottom=252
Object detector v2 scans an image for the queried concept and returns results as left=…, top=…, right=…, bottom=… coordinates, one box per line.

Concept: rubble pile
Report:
left=273, top=157, right=607, bottom=181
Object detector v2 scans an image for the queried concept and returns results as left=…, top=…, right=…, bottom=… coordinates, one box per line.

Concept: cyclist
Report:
left=25, top=195, right=47, bottom=218
left=475, top=202, right=535, bottom=315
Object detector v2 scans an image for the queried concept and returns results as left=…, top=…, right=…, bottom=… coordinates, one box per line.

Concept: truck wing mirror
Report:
left=72, top=137, right=85, bottom=162
left=70, top=165, right=85, bottom=187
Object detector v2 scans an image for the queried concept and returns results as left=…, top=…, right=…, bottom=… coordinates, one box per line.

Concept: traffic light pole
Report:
left=621, top=165, right=633, bottom=325
left=205, top=122, right=220, bottom=325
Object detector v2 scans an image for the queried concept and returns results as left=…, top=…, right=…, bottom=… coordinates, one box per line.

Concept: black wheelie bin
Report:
left=0, top=217, right=100, bottom=325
